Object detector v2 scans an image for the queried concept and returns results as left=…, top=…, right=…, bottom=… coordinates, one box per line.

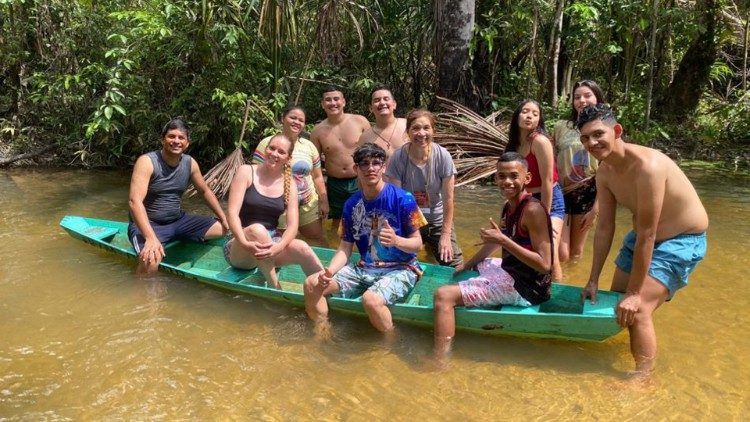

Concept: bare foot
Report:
left=313, top=317, right=333, bottom=342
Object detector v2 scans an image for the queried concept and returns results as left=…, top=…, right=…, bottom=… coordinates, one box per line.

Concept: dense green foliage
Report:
left=1, top=0, right=748, bottom=167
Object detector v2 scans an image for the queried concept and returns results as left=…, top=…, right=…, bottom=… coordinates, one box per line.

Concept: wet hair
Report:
left=570, top=80, right=606, bottom=123
left=576, top=104, right=617, bottom=130
left=406, top=109, right=435, bottom=130
left=370, top=84, right=394, bottom=99
left=161, top=117, right=190, bottom=141
left=321, top=85, right=344, bottom=98
left=266, top=134, right=295, bottom=206
left=506, top=99, right=546, bottom=153
left=352, top=142, right=387, bottom=165
left=497, top=151, right=528, bottom=170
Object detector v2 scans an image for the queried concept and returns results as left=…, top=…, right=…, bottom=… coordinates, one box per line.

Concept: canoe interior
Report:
left=60, top=215, right=623, bottom=342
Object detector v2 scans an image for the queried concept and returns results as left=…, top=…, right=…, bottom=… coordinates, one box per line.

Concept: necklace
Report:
left=372, top=122, right=398, bottom=150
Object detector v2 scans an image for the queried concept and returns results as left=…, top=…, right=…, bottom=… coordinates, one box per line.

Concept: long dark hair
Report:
left=506, top=99, right=546, bottom=153
left=569, top=80, right=606, bottom=123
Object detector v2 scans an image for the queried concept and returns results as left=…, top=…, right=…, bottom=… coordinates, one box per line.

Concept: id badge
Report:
left=414, top=191, right=430, bottom=215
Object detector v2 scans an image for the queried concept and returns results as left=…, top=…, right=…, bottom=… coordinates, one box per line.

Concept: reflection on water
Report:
left=1, top=167, right=749, bottom=419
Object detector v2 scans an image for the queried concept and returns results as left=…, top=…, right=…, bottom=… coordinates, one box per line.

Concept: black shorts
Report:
left=563, top=177, right=596, bottom=215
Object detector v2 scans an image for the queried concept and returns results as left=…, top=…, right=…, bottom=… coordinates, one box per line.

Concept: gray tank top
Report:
left=143, top=150, right=192, bottom=224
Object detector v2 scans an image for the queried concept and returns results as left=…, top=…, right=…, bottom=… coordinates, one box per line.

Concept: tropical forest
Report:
left=1, top=0, right=748, bottom=169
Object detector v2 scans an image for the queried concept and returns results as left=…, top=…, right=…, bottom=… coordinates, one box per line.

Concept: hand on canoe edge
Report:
left=580, top=280, right=598, bottom=304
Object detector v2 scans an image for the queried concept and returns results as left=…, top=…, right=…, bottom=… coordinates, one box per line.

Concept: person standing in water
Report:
left=358, top=85, right=409, bottom=160
left=578, top=104, right=708, bottom=378
left=310, top=86, right=371, bottom=227
left=552, top=80, right=605, bottom=264
left=385, top=109, right=463, bottom=267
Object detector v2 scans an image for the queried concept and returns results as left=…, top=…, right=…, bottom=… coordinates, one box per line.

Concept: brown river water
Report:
left=1, top=167, right=748, bottom=419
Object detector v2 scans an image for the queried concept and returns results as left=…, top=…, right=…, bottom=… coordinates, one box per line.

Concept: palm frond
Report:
left=434, top=96, right=509, bottom=186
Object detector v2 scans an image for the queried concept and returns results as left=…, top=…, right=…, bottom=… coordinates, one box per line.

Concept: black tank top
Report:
left=239, top=182, right=285, bottom=230
left=501, top=194, right=553, bottom=305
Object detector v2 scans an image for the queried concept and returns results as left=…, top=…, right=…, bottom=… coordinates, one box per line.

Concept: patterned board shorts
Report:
left=334, top=264, right=418, bottom=305
left=458, top=258, right=532, bottom=307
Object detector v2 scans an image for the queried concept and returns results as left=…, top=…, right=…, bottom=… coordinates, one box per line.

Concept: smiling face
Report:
left=495, top=160, right=531, bottom=202
left=573, top=86, right=598, bottom=114
left=407, top=116, right=434, bottom=148
left=579, top=119, right=621, bottom=161
left=321, top=90, right=346, bottom=117
left=282, top=108, right=305, bottom=136
left=369, top=89, right=396, bottom=118
left=263, top=136, right=292, bottom=169
left=161, top=128, right=190, bottom=156
left=517, top=102, right=541, bottom=132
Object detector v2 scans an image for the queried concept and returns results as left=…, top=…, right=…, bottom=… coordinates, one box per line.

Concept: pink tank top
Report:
left=525, top=132, right=558, bottom=189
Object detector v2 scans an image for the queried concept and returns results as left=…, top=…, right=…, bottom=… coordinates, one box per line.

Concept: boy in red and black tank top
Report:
left=432, top=152, right=554, bottom=362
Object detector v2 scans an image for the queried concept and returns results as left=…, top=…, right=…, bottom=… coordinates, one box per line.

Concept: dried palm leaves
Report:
left=434, top=96, right=510, bottom=186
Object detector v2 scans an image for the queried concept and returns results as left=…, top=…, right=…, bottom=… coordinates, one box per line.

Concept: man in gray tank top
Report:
left=128, top=118, right=228, bottom=275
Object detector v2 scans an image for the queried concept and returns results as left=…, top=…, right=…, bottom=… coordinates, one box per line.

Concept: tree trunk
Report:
left=656, top=0, right=719, bottom=120
left=526, top=4, right=539, bottom=95
left=645, top=0, right=659, bottom=128
left=434, top=0, right=476, bottom=106
left=548, top=0, right=565, bottom=107
left=743, top=13, right=749, bottom=91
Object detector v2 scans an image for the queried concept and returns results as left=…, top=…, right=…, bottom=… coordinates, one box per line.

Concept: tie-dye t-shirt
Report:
left=340, top=183, right=427, bottom=268
left=253, top=136, right=321, bottom=205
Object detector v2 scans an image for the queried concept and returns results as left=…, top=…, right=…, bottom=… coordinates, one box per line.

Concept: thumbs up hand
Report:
left=479, top=217, right=506, bottom=246
left=378, top=219, right=399, bottom=247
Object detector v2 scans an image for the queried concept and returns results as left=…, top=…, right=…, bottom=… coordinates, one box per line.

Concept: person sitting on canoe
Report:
left=128, top=118, right=228, bottom=275
left=304, top=143, right=427, bottom=335
left=224, top=134, right=324, bottom=289
left=432, top=152, right=554, bottom=362
left=577, top=104, right=708, bottom=378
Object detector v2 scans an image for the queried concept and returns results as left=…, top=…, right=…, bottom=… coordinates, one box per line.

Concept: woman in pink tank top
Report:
left=506, top=99, right=564, bottom=281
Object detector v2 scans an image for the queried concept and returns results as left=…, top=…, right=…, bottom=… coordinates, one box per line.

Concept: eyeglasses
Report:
left=356, top=160, right=384, bottom=170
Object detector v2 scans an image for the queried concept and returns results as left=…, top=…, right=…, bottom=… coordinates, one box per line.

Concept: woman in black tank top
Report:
left=225, top=134, right=323, bottom=289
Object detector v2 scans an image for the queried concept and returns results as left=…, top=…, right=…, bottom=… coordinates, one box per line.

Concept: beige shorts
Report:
left=277, top=193, right=320, bottom=229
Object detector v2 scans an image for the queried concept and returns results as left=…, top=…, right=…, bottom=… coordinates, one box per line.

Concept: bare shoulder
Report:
left=626, top=144, right=670, bottom=175
left=349, top=113, right=371, bottom=130
left=522, top=200, right=550, bottom=230
left=133, top=154, right=154, bottom=172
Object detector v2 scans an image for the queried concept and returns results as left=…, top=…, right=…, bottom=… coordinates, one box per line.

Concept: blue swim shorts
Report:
left=532, top=183, right=565, bottom=220
left=333, top=264, right=418, bottom=305
left=614, top=231, right=707, bottom=300
left=128, top=212, right=217, bottom=253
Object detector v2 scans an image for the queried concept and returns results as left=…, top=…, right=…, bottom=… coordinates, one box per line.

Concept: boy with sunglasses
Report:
left=304, top=143, right=427, bottom=334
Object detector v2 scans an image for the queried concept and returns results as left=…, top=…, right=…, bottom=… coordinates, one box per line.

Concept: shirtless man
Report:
left=578, top=104, right=708, bottom=378
left=357, top=85, right=409, bottom=159
left=310, top=86, right=371, bottom=226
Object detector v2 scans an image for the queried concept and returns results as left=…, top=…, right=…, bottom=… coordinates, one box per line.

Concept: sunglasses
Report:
left=356, top=160, right=384, bottom=170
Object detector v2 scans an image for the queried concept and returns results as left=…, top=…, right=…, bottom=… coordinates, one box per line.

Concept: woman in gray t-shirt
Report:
left=385, top=109, right=463, bottom=267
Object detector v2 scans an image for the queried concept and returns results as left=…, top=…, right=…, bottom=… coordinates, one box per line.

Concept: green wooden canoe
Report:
left=60, top=215, right=623, bottom=342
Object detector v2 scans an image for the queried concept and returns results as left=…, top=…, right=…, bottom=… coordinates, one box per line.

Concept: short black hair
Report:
left=370, top=84, right=393, bottom=98
left=498, top=151, right=528, bottom=170
left=161, top=117, right=190, bottom=140
left=353, top=142, right=386, bottom=164
left=576, top=104, right=616, bottom=130
left=321, top=85, right=344, bottom=97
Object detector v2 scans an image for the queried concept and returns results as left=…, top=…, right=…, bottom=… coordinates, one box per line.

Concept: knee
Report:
left=559, top=246, right=570, bottom=263
left=433, top=287, right=457, bottom=310
left=362, top=291, right=385, bottom=311
left=244, top=224, right=269, bottom=239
